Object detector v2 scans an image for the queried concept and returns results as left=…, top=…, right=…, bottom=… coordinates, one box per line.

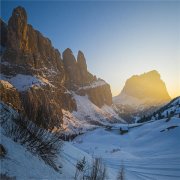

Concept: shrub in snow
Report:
left=74, top=157, right=107, bottom=180
left=117, top=164, right=125, bottom=180
left=88, top=157, right=107, bottom=180
left=0, top=173, right=16, bottom=180
left=1, top=114, right=63, bottom=171
left=0, top=144, right=6, bottom=158
left=74, top=156, right=87, bottom=180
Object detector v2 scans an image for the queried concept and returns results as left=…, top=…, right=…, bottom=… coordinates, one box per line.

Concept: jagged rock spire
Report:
left=77, top=50, right=87, bottom=71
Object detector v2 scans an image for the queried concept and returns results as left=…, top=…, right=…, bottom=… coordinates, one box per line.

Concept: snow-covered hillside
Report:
left=0, top=73, right=54, bottom=91
left=1, top=97, right=180, bottom=179
left=61, top=93, right=124, bottom=134
left=1, top=130, right=93, bottom=179
left=78, top=79, right=107, bottom=90
left=0, top=102, right=92, bottom=179
left=73, top=117, right=180, bottom=180
left=138, top=96, right=180, bottom=123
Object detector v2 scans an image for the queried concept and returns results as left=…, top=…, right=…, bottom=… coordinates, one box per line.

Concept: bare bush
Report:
left=1, top=115, right=63, bottom=171
left=0, top=173, right=16, bottom=180
left=117, top=164, right=125, bottom=180
left=74, top=156, right=87, bottom=180
left=74, top=157, right=107, bottom=180
left=89, top=158, right=107, bottom=180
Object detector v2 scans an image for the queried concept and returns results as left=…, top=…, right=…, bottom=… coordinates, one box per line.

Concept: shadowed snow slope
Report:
left=0, top=131, right=93, bottom=180
left=0, top=103, right=92, bottom=180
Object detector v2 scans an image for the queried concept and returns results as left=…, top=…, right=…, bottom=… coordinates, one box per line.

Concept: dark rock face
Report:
left=0, top=6, right=113, bottom=130
left=0, top=19, right=7, bottom=47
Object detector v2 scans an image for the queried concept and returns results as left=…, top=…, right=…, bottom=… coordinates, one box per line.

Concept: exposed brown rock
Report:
left=63, top=48, right=96, bottom=89
left=0, top=80, right=24, bottom=112
left=77, top=51, right=87, bottom=71
left=21, top=85, right=76, bottom=130
left=3, top=6, right=65, bottom=86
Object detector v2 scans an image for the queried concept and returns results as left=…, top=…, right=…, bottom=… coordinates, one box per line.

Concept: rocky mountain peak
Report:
left=141, top=70, right=160, bottom=79
left=114, top=70, right=171, bottom=107
left=11, top=6, right=27, bottom=24
left=7, top=6, right=28, bottom=51
left=77, top=50, right=87, bottom=71
left=62, top=48, right=76, bottom=66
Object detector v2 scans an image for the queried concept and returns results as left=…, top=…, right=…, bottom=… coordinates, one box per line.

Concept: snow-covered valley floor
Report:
left=72, top=117, right=180, bottom=180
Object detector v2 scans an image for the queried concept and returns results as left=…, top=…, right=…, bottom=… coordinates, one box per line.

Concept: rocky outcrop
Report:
left=114, top=70, right=171, bottom=107
left=0, top=80, right=24, bottom=112
left=21, top=85, right=76, bottom=130
left=77, top=79, right=112, bottom=107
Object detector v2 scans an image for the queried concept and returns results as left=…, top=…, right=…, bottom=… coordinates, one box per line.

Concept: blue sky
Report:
left=1, top=1, right=180, bottom=97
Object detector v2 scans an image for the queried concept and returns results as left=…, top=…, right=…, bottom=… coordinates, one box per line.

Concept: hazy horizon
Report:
left=1, top=1, right=180, bottom=98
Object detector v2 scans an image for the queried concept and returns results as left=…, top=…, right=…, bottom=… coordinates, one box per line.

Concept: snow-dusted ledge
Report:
left=78, top=79, right=107, bottom=90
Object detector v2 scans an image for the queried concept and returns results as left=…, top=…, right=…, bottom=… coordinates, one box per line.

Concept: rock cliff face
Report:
left=0, top=6, right=113, bottom=130
left=77, top=79, right=112, bottom=107
left=62, top=48, right=96, bottom=89
left=21, top=85, right=76, bottom=129
left=2, top=7, right=64, bottom=85
left=114, top=70, right=171, bottom=107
